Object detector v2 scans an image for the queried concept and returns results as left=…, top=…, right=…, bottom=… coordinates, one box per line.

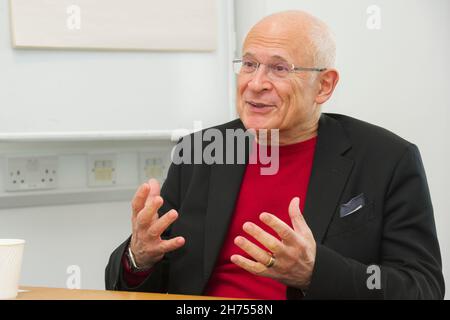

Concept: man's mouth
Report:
left=246, top=101, right=276, bottom=109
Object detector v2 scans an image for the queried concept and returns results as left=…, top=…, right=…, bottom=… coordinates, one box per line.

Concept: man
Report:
left=105, top=11, right=444, bottom=299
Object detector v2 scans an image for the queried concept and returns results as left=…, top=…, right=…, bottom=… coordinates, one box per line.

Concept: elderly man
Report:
left=105, top=11, right=444, bottom=299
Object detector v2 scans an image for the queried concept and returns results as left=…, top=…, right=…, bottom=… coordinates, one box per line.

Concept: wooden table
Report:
left=16, top=286, right=228, bottom=300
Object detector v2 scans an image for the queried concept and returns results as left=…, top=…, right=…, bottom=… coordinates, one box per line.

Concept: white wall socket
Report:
left=139, top=151, right=169, bottom=184
left=87, top=154, right=117, bottom=187
left=4, top=156, right=58, bottom=192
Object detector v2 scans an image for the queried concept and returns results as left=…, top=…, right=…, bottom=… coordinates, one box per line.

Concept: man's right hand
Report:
left=129, top=178, right=185, bottom=269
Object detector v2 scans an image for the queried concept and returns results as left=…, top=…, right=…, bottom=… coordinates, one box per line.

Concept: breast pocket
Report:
left=326, top=199, right=374, bottom=237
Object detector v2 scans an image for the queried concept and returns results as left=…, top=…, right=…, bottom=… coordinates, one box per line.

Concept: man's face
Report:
left=236, top=26, right=320, bottom=136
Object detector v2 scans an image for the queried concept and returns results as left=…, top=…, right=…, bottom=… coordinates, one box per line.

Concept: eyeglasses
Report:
left=232, top=58, right=327, bottom=80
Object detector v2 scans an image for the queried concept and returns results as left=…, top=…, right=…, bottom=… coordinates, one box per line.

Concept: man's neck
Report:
left=278, top=124, right=318, bottom=146
left=255, top=124, right=318, bottom=146
left=253, top=112, right=321, bottom=146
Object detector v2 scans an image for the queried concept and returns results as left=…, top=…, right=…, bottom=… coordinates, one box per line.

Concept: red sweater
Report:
left=123, top=136, right=317, bottom=299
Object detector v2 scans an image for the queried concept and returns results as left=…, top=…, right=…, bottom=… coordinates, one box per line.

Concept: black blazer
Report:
left=105, top=113, right=445, bottom=299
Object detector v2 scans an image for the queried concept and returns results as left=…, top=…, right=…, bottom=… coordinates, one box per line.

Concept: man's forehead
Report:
left=242, top=12, right=318, bottom=63
left=242, top=39, right=309, bottom=64
left=243, top=51, right=289, bottom=62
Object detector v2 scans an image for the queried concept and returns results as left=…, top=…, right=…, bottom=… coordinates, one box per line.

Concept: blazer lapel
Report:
left=202, top=120, right=249, bottom=288
left=302, top=114, right=354, bottom=243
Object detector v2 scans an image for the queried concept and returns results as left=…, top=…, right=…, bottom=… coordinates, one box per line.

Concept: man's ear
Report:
left=315, top=69, right=339, bottom=105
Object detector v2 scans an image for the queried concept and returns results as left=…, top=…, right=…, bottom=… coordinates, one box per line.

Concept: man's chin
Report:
left=241, top=116, right=275, bottom=131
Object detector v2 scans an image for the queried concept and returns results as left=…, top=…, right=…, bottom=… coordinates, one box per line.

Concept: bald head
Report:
left=244, top=10, right=336, bottom=68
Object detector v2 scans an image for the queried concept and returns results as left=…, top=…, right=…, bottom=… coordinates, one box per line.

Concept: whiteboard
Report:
left=10, top=0, right=216, bottom=51
left=0, top=0, right=235, bottom=139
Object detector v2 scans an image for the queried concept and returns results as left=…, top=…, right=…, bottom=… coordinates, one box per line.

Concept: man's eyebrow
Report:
left=242, top=52, right=256, bottom=59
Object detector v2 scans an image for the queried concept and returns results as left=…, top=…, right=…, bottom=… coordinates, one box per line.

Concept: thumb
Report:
left=289, top=197, right=305, bottom=233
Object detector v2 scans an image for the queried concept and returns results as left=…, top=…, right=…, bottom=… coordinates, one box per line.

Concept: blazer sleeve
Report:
left=105, top=160, right=181, bottom=292
left=293, top=144, right=445, bottom=299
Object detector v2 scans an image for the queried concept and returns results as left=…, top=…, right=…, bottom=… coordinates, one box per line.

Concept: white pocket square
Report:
left=340, top=193, right=366, bottom=218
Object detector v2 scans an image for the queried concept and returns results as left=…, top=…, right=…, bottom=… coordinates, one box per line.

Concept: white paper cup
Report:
left=0, top=239, right=25, bottom=300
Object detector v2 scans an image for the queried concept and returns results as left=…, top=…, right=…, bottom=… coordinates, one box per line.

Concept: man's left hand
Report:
left=230, top=197, right=316, bottom=291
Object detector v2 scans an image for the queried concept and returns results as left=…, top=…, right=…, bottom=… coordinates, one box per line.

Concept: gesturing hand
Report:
left=231, top=197, right=316, bottom=291
left=129, top=179, right=185, bottom=269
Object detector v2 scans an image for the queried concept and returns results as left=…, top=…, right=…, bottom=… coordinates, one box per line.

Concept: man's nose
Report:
left=247, top=65, right=273, bottom=92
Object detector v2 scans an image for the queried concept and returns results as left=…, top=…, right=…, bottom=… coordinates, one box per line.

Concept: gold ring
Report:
left=265, top=255, right=276, bottom=268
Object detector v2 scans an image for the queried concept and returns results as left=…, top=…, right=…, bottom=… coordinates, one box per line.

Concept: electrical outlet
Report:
left=139, top=151, right=169, bottom=184
left=87, top=154, right=117, bottom=187
left=4, top=156, right=58, bottom=192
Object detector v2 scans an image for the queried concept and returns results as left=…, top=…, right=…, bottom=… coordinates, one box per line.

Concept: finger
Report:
left=259, top=212, right=297, bottom=244
left=145, top=178, right=161, bottom=207
left=158, top=236, right=185, bottom=254
left=242, top=222, right=283, bottom=254
left=131, top=183, right=150, bottom=217
left=230, top=254, right=267, bottom=275
left=139, top=179, right=162, bottom=224
left=137, top=195, right=164, bottom=227
left=289, top=197, right=307, bottom=233
left=147, top=209, right=179, bottom=238
left=234, top=236, right=273, bottom=266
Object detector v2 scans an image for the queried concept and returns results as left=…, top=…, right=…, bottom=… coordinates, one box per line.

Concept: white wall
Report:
left=235, top=0, right=450, bottom=298
left=0, top=201, right=131, bottom=289
left=0, top=0, right=232, bottom=134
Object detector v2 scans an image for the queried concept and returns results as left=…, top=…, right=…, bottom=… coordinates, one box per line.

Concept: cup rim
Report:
left=0, top=239, right=26, bottom=246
